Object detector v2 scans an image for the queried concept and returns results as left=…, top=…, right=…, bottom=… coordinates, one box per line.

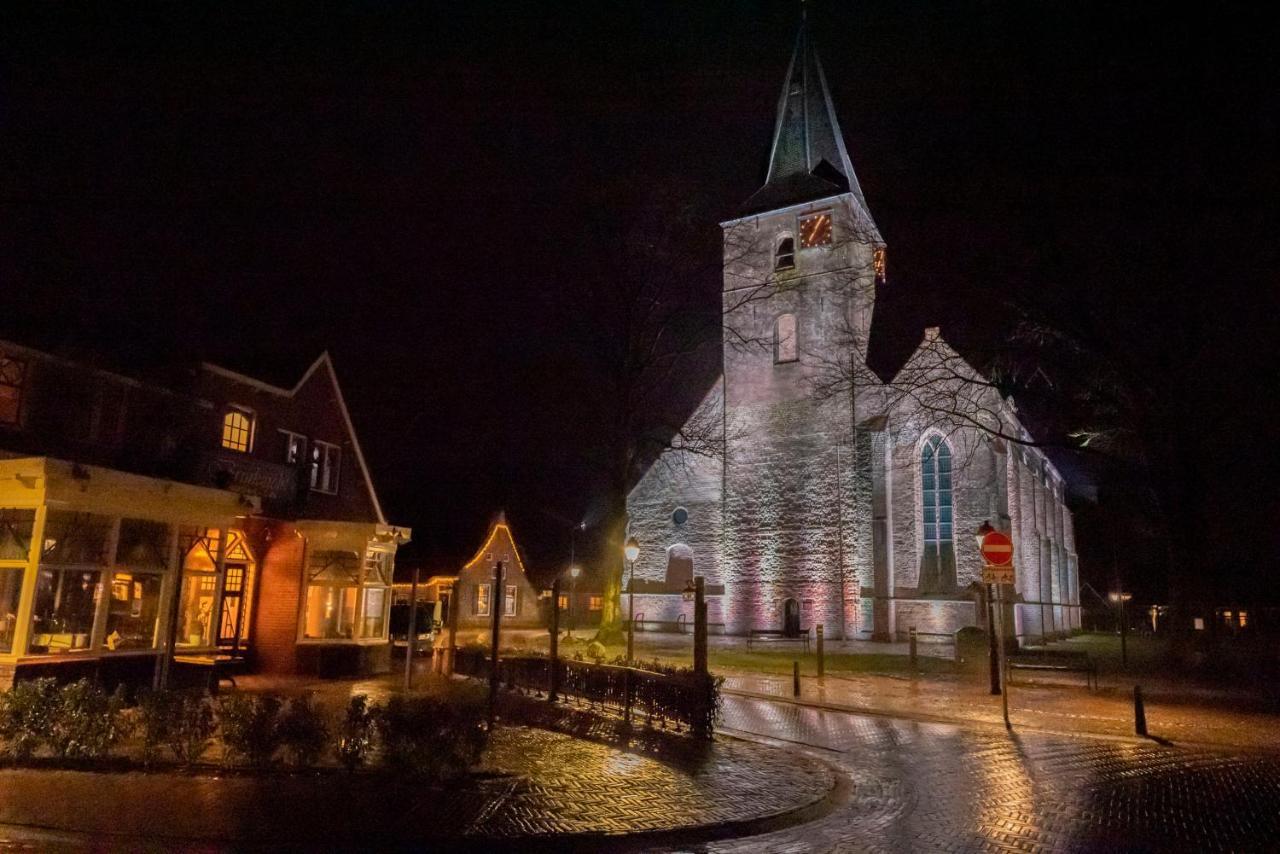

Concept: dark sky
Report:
left=3, top=3, right=1276, bottom=596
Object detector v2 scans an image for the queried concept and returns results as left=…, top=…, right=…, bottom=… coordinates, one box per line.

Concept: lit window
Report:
left=920, top=435, right=956, bottom=593
left=280, top=430, right=307, bottom=465
left=302, top=547, right=389, bottom=640
left=557, top=593, right=568, bottom=611
left=1239, top=610, right=1249, bottom=628
left=588, top=595, right=603, bottom=611
left=774, top=313, right=798, bottom=363
left=0, top=508, right=35, bottom=654
left=310, top=440, right=341, bottom=494
left=798, top=211, right=832, bottom=248
left=28, top=511, right=113, bottom=655
left=0, top=353, right=26, bottom=426
left=774, top=236, right=795, bottom=271
left=504, top=584, right=517, bottom=617
left=475, top=583, right=491, bottom=617
left=873, top=246, right=887, bottom=283
left=221, top=408, right=254, bottom=452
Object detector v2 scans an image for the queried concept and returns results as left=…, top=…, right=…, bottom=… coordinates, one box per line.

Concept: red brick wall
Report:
left=251, top=523, right=304, bottom=674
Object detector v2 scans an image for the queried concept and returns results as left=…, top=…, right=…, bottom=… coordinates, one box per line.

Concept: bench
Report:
left=173, top=653, right=249, bottom=693
left=1007, top=648, right=1097, bottom=689
left=747, top=628, right=810, bottom=653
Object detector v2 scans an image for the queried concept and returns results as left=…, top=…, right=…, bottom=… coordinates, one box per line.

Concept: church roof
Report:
left=739, top=13, right=881, bottom=242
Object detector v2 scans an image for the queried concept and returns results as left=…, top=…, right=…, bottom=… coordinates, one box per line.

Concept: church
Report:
left=627, top=19, right=1081, bottom=644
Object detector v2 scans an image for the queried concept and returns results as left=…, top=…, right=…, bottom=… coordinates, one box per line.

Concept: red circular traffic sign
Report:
left=980, top=530, right=1014, bottom=566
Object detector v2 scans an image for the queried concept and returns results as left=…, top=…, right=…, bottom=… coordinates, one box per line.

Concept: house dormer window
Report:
left=220, top=407, right=254, bottom=453
left=774, top=236, right=795, bottom=271
left=310, top=440, right=341, bottom=494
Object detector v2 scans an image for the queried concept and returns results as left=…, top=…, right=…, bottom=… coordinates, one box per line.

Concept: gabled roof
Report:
left=739, top=12, right=880, bottom=242
left=200, top=352, right=387, bottom=525
left=461, top=511, right=529, bottom=576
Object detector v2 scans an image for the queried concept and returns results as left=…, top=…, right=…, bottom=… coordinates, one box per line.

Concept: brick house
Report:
left=0, top=339, right=409, bottom=689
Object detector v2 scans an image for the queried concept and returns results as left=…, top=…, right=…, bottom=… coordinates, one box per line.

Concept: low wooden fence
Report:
left=452, top=648, right=718, bottom=737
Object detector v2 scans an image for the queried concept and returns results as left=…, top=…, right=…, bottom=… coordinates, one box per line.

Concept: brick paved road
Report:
left=699, top=695, right=1280, bottom=853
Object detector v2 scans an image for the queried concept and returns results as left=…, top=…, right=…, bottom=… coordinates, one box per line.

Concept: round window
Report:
left=672, top=507, right=689, bottom=526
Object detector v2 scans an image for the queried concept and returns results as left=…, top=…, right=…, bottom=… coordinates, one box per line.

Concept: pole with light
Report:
left=1109, top=589, right=1132, bottom=667
left=568, top=565, right=581, bottom=638
left=624, top=536, right=640, bottom=663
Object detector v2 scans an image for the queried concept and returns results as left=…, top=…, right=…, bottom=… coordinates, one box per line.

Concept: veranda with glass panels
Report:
left=0, top=457, right=253, bottom=686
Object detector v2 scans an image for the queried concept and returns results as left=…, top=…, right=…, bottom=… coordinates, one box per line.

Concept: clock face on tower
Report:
left=798, top=211, right=833, bottom=248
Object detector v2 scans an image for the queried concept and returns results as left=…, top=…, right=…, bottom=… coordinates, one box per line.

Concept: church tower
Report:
left=719, top=14, right=883, bottom=638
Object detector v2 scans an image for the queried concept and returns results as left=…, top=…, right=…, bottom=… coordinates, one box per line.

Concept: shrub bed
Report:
left=0, top=680, right=490, bottom=779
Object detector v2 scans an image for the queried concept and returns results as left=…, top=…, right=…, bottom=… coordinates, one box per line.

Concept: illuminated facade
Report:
left=0, top=340, right=409, bottom=689
left=627, top=20, right=1081, bottom=642
left=452, top=514, right=544, bottom=633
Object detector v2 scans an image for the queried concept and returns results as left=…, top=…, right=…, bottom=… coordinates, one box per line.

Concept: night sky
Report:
left=3, top=3, right=1276, bottom=598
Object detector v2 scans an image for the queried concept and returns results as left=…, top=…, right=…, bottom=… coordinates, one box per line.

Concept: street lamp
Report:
left=624, top=536, right=640, bottom=662
left=973, top=521, right=1000, bottom=696
left=568, top=564, right=581, bottom=638
left=1109, top=589, right=1132, bottom=667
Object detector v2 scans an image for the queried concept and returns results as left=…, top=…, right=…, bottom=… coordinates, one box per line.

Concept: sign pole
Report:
left=994, top=576, right=1010, bottom=729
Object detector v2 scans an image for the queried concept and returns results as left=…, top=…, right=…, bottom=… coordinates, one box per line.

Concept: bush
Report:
left=585, top=641, right=606, bottom=663
left=218, top=693, right=283, bottom=768
left=138, top=689, right=216, bottom=766
left=375, top=685, right=488, bottom=781
left=336, top=694, right=376, bottom=773
left=277, top=693, right=330, bottom=768
left=0, top=678, right=60, bottom=760
left=46, top=679, right=130, bottom=761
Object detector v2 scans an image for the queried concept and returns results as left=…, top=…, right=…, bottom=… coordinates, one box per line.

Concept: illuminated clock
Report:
left=798, top=211, right=833, bottom=248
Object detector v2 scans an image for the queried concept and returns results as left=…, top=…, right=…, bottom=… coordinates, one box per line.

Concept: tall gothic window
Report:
left=774, top=313, right=798, bottom=363
left=920, top=434, right=956, bottom=593
left=774, top=236, right=795, bottom=271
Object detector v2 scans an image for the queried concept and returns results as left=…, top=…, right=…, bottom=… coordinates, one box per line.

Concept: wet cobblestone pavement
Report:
left=692, top=694, right=1280, bottom=853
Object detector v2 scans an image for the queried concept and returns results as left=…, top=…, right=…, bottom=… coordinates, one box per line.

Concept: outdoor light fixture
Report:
left=624, top=537, right=640, bottom=661
left=569, top=565, right=581, bottom=579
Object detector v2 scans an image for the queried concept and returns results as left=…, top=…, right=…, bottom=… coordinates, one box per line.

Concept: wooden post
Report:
left=404, top=565, right=420, bottom=692
left=549, top=576, right=561, bottom=702
left=792, top=660, right=801, bottom=697
left=1134, top=685, right=1148, bottom=736
left=816, top=624, right=825, bottom=678
left=623, top=667, right=633, bottom=724
left=693, top=576, right=708, bottom=675
left=909, top=625, right=918, bottom=673
left=488, top=561, right=504, bottom=730
left=445, top=579, right=460, bottom=675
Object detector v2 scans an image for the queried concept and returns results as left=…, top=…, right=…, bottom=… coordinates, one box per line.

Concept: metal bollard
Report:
left=816, top=624, right=825, bottom=678
left=1134, top=685, right=1148, bottom=736
left=909, top=626, right=918, bottom=672
left=793, top=660, right=801, bottom=697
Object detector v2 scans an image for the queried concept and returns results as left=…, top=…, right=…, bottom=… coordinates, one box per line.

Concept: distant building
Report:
left=0, top=339, right=409, bottom=689
left=451, top=514, right=543, bottom=634
left=627, top=18, right=1081, bottom=644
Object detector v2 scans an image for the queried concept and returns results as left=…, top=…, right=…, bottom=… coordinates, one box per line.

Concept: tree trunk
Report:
left=594, top=494, right=628, bottom=644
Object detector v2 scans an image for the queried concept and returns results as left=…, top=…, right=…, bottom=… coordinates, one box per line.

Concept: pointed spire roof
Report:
left=740, top=12, right=880, bottom=241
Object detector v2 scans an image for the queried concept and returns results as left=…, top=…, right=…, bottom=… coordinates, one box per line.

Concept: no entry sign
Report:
left=980, top=530, right=1014, bottom=566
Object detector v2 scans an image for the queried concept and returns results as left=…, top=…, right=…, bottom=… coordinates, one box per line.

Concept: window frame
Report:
left=773, top=313, right=799, bottom=364
left=310, top=440, right=341, bottom=495
left=504, top=584, right=518, bottom=617
left=220, top=406, right=256, bottom=453
left=279, top=429, right=307, bottom=465
left=475, top=583, right=492, bottom=617
left=774, top=235, right=796, bottom=271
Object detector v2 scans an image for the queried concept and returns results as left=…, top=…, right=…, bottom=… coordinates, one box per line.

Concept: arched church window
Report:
left=920, top=434, right=956, bottom=592
left=774, top=313, right=798, bottom=364
left=774, top=236, right=795, bottom=271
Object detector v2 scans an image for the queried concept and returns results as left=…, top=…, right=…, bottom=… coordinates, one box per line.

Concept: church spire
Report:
left=741, top=10, right=880, bottom=241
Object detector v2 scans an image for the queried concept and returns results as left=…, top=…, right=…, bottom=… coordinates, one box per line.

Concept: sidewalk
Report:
left=721, top=668, right=1280, bottom=751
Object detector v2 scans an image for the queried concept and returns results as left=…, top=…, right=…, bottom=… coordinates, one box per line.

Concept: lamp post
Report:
left=974, top=520, right=1000, bottom=696
left=624, top=536, right=640, bottom=663
left=1109, top=589, right=1132, bottom=667
left=568, top=565, right=581, bottom=638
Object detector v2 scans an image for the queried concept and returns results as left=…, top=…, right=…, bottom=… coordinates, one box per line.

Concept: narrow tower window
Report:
left=774, top=313, right=798, bottom=363
left=774, top=236, right=795, bottom=271
left=920, top=434, right=956, bottom=592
